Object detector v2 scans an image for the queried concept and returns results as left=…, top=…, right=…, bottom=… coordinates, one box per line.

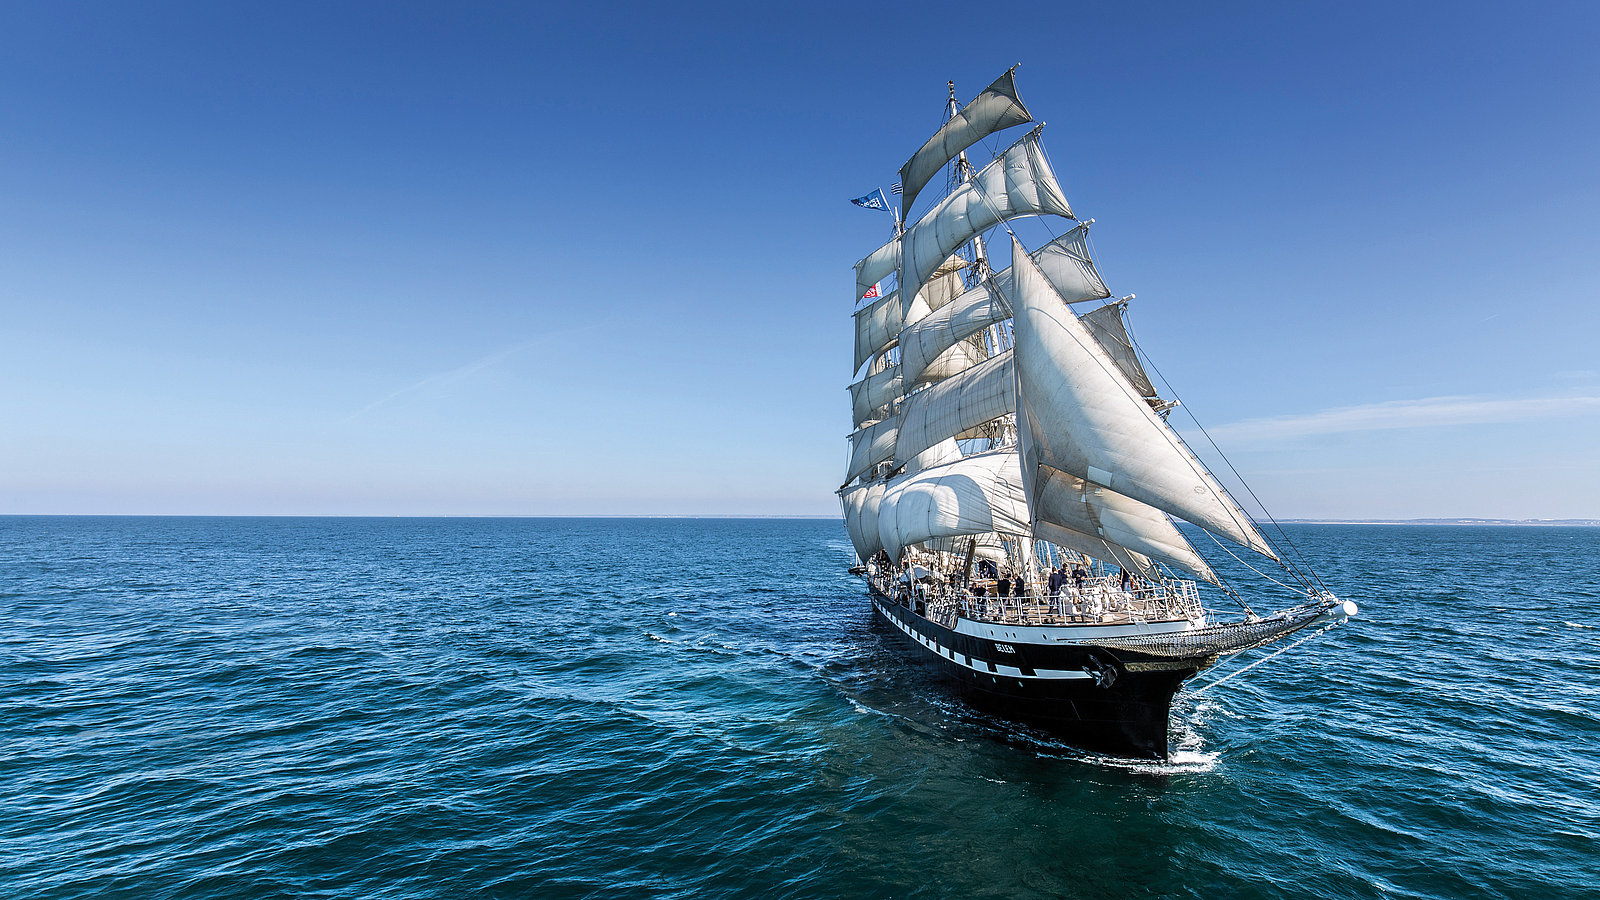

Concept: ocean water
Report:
left=2, top=517, right=1596, bottom=899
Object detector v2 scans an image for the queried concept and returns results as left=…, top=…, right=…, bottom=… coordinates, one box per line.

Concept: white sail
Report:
left=899, top=226, right=1108, bottom=384
left=877, top=449, right=1031, bottom=562
left=914, top=336, right=987, bottom=385
left=855, top=237, right=900, bottom=303
left=1079, top=300, right=1157, bottom=400
left=1032, top=521, right=1157, bottom=580
left=903, top=437, right=963, bottom=475
left=853, top=288, right=900, bottom=372
left=841, top=481, right=887, bottom=562
left=900, top=287, right=1009, bottom=387
left=899, top=129, right=1073, bottom=299
left=844, top=416, right=898, bottom=486
left=895, top=350, right=1014, bottom=466
left=1007, top=235, right=1277, bottom=558
left=849, top=365, right=903, bottom=427
left=921, top=258, right=969, bottom=312
left=898, top=67, right=1033, bottom=218
left=1033, top=464, right=1219, bottom=583
left=921, top=532, right=1010, bottom=565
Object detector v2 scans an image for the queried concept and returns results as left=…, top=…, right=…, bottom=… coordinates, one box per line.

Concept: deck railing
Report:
left=873, top=570, right=1205, bottom=628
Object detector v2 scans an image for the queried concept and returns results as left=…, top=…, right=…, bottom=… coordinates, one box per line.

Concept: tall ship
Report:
left=840, top=68, right=1357, bottom=760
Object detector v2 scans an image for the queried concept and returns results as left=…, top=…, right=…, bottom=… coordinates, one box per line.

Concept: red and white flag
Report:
left=862, top=282, right=881, bottom=300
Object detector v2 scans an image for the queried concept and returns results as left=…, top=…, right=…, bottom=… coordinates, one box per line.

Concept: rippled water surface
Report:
left=2, top=517, right=1597, bottom=899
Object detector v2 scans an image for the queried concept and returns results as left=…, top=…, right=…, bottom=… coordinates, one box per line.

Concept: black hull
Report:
left=870, top=593, right=1203, bottom=759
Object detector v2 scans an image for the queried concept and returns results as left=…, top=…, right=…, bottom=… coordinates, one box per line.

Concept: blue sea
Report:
left=2, top=517, right=1596, bottom=899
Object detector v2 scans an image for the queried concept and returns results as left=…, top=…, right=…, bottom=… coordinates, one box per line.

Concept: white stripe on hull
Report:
left=874, top=596, right=1093, bottom=680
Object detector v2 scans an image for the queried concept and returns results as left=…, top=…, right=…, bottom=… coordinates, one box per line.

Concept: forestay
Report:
left=898, top=67, right=1033, bottom=218
left=1007, top=236, right=1277, bottom=558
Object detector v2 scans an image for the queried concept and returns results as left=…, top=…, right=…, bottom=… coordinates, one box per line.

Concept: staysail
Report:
left=1079, top=300, right=1158, bottom=401
left=1006, top=235, right=1277, bottom=558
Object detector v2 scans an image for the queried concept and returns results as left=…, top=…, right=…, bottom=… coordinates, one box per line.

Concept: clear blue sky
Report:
left=1, top=1, right=1596, bottom=517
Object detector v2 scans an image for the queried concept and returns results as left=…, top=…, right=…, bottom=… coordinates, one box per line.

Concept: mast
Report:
left=946, top=80, right=989, bottom=283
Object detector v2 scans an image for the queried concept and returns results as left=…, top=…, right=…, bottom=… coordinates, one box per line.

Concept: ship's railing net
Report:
left=1074, top=602, right=1330, bottom=658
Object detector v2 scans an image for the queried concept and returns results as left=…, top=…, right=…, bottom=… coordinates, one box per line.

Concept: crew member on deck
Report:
left=1120, top=566, right=1132, bottom=593
left=997, top=572, right=1012, bottom=598
left=1048, top=565, right=1065, bottom=597
left=1072, top=564, right=1087, bottom=592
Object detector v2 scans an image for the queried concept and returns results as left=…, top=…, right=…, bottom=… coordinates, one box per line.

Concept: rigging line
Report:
left=1121, top=317, right=1325, bottom=593
left=983, top=251, right=1243, bottom=595
left=1186, top=619, right=1340, bottom=696
left=960, top=173, right=1255, bottom=578
left=987, top=234, right=1267, bottom=561
left=1110, top=303, right=1315, bottom=588
left=1199, top=526, right=1310, bottom=598
left=937, top=142, right=1234, bottom=584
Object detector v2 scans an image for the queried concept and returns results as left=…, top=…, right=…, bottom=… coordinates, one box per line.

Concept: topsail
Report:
left=897, top=67, right=1033, bottom=218
left=898, top=128, right=1074, bottom=301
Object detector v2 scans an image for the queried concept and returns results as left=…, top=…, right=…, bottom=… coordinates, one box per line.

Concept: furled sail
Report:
left=898, top=67, right=1033, bottom=218
left=1079, top=300, right=1157, bottom=400
left=899, top=225, right=1108, bottom=384
left=898, top=128, right=1074, bottom=299
left=895, top=350, right=1014, bottom=466
left=1007, top=236, right=1278, bottom=558
left=849, top=365, right=903, bottom=427
left=841, top=481, right=887, bottom=562
left=876, top=449, right=1031, bottom=562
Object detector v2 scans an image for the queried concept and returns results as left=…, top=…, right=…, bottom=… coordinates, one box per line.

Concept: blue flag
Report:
left=850, top=189, right=892, bottom=213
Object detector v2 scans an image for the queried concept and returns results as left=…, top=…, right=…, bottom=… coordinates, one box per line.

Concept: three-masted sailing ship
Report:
left=840, top=68, right=1357, bottom=759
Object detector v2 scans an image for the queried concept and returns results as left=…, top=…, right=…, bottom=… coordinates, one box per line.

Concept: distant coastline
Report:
left=1277, top=517, right=1600, bottom=527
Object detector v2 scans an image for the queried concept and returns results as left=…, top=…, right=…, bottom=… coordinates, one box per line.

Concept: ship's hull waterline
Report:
left=868, top=589, right=1208, bottom=759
